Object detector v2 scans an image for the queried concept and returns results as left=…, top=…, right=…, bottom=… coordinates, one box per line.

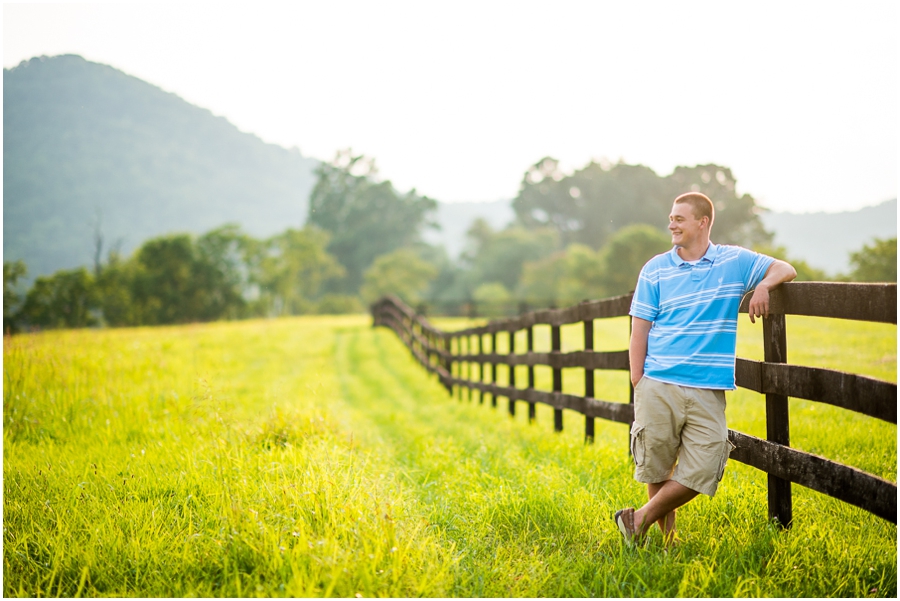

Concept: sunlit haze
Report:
left=3, top=1, right=897, bottom=213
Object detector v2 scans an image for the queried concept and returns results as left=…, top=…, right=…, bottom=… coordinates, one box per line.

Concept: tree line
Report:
left=4, top=153, right=896, bottom=333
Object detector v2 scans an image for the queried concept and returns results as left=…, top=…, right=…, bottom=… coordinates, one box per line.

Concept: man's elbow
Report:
left=778, top=260, right=798, bottom=283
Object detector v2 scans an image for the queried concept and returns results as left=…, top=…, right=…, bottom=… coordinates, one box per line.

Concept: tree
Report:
left=94, top=248, right=137, bottom=326
left=314, top=294, right=364, bottom=315
left=597, top=224, right=673, bottom=296
left=4, top=260, right=27, bottom=333
left=517, top=244, right=606, bottom=306
left=512, top=158, right=772, bottom=250
left=847, top=237, right=897, bottom=282
left=123, top=228, right=262, bottom=325
left=194, top=225, right=252, bottom=320
left=471, top=282, right=514, bottom=318
left=308, top=150, right=438, bottom=294
left=11, top=224, right=348, bottom=328
left=359, top=248, right=438, bottom=306
left=18, top=267, right=99, bottom=329
left=512, top=158, right=669, bottom=249
left=472, top=282, right=513, bottom=303
left=460, top=219, right=559, bottom=295
left=129, top=234, right=200, bottom=324
left=414, top=242, right=463, bottom=305
left=253, top=228, right=345, bottom=316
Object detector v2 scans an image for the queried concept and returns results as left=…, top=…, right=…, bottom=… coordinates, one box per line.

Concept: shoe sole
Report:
left=614, top=509, right=634, bottom=548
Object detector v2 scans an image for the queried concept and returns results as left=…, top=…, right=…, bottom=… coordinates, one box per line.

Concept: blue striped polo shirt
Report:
left=630, top=243, right=775, bottom=390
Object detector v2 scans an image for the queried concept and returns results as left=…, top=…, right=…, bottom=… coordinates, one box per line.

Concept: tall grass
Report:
left=3, top=314, right=896, bottom=597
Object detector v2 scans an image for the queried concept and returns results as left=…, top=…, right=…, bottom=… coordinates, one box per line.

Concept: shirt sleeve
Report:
left=740, top=248, right=777, bottom=291
left=629, top=262, right=660, bottom=322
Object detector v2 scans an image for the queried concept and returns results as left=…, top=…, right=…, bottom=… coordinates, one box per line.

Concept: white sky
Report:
left=3, top=1, right=897, bottom=213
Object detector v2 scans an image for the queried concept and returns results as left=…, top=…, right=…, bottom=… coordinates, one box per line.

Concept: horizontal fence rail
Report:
left=371, top=282, right=897, bottom=525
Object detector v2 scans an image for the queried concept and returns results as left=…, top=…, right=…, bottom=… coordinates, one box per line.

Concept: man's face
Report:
left=668, top=202, right=707, bottom=248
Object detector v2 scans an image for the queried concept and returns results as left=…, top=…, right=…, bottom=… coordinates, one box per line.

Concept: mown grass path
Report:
left=4, top=315, right=896, bottom=597
left=333, top=322, right=896, bottom=597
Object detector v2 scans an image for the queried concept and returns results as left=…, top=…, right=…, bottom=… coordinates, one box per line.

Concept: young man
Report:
left=614, top=192, right=796, bottom=548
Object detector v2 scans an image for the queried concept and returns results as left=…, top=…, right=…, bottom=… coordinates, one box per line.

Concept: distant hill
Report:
left=6, top=55, right=893, bottom=281
left=760, top=199, right=897, bottom=276
left=4, top=55, right=319, bottom=278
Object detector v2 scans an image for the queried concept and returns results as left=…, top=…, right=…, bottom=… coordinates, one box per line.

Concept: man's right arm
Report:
left=629, top=317, right=652, bottom=387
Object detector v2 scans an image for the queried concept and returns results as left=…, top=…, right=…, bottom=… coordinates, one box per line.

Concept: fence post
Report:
left=447, top=334, right=454, bottom=395
left=476, top=334, right=483, bottom=404
left=764, top=313, right=793, bottom=528
left=552, top=324, right=563, bottom=432
left=462, top=335, right=469, bottom=402
left=452, top=334, right=460, bottom=399
left=490, top=331, right=498, bottom=408
left=508, top=330, right=516, bottom=417
left=440, top=333, right=450, bottom=394
left=527, top=325, right=536, bottom=423
left=584, top=318, right=595, bottom=443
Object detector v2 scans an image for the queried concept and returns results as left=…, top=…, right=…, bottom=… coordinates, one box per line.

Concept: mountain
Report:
left=6, top=55, right=893, bottom=281
left=760, top=199, right=897, bottom=276
left=4, top=55, right=319, bottom=278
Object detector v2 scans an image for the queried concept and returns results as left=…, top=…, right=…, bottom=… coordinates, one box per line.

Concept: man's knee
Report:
left=673, top=439, right=735, bottom=497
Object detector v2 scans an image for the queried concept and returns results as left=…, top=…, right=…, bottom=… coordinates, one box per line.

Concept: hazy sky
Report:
left=3, top=1, right=897, bottom=213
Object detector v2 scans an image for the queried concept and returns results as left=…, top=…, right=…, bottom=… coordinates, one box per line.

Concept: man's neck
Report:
left=676, top=241, right=711, bottom=262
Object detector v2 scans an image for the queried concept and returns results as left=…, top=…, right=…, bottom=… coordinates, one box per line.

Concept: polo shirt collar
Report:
left=669, top=243, right=718, bottom=267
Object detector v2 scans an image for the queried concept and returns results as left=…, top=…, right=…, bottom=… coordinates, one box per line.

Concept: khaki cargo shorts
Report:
left=631, top=376, right=734, bottom=497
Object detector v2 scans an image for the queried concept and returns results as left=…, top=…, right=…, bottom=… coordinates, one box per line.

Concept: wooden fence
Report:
left=371, top=282, right=897, bottom=525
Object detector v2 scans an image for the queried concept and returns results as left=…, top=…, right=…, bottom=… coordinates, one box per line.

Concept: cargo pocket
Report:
left=630, top=422, right=646, bottom=467
left=716, top=439, right=737, bottom=481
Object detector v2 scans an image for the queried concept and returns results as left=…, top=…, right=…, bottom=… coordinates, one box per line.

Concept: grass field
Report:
left=3, top=313, right=896, bottom=597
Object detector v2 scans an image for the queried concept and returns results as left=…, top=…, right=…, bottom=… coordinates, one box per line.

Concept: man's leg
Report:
left=637, top=386, right=728, bottom=544
left=648, top=481, right=676, bottom=542
left=633, top=480, right=698, bottom=539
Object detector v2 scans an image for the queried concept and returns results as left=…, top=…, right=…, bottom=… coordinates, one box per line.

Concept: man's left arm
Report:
left=747, top=260, right=798, bottom=323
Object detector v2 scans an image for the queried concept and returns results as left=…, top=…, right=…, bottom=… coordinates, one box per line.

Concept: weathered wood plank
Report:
left=452, top=350, right=630, bottom=370
left=437, top=293, right=634, bottom=336
left=736, top=358, right=897, bottom=424
left=766, top=363, right=896, bottom=424
left=444, top=375, right=634, bottom=424
left=728, top=430, right=897, bottom=524
left=735, top=358, right=763, bottom=392
left=739, top=282, right=897, bottom=324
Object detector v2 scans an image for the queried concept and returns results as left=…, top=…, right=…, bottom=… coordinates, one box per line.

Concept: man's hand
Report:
left=748, top=260, right=797, bottom=324
left=747, top=285, right=770, bottom=324
left=630, top=317, right=652, bottom=386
